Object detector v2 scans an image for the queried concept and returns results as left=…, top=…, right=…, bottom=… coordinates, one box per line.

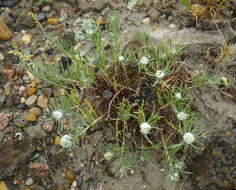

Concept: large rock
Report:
left=0, top=17, right=12, bottom=40
left=0, top=139, right=34, bottom=179
left=192, top=129, right=236, bottom=190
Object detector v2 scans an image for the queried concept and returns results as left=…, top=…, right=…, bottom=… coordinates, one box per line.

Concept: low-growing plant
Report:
left=13, top=13, right=219, bottom=181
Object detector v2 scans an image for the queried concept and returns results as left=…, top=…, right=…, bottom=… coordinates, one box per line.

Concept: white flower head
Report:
left=175, top=92, right=182, bottom=100
left=60, top=134, right=73, bottom=148
left=140, top=122, right=152, bottom=135
left=177, top=112, right=187, bottom=121
left=168, top=172, right=179, bottom=181
left=140, top=56, right=149, bottom=65
left=174, top=161, right=185, bottom=169
left=155, top=70, right=165, bottom=79
left=118, top=55, right=125, bottom=62
left=183, top=132, right=195, bottom=144
left=52, top=110, right=63, bottom=120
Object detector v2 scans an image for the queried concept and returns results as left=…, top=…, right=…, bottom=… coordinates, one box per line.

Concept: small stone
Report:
left=0, top=52, right=4, bottom=60
left=25, top=177, right=33, bottom=186
left=37, top=95, right=48, bottom=108
left=27, top=88, right=36, bottom=96
left=37, top=12, right=46, bottom=22
left=0, top=17, right=12, bottom=40
left=24, top=113, right=37, bottom=122
left=142, top=17, right=150, bottom=24
left=42, top=121, right=54, bottom=132
left=104, top=152, right=114, bottom=161
left=25, top=95, right=38, bottom=106
left=0, top=113, right=10, bottom=130
left=64, top=170, right=76, bottom=184
left=0, top=181, right=9, bottom=190
left=29, top=107, right=41, bottom=117
left=19, top=86, right=26, bottom=94
left=169, top=23, right=177, bottom=29
left=47, top=18, right=58, bottom=25
left=42, top=5, right=51, bottom=12
left=54, top=136, right=61, bottom=145
left=96, top=17, right=106, bottom=25
left=22, top=34, right=32, bottom=45
left=25, top=125, right=46, bottom=139
left=20, top=97, right=26, bottom=103
left=3, top=68, right=15, bottom=79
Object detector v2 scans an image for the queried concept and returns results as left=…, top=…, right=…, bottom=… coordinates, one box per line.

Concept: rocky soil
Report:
left=0, top=0, right=236, bottom=190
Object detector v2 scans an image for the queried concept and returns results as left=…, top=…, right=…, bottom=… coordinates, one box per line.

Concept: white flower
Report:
left=183, top=132, right=195, bottom=144
left=60, top=134, right=73, bottom=148
left=52, top=110, right=63, bottom=120
left=168, top=172, right=179, bottom=181
left=140, top=56, right=149, bottom=65
left=174, top=161, right=185, bottom=169
left=155, top=70, right=165, bottom=79
left=175, top=92, right=182, bottom=100
left=177, top=112, right=187, bottom=121
left=118, top=55, right=125, bottom=61
left=140, top=122, right=152, bottom=135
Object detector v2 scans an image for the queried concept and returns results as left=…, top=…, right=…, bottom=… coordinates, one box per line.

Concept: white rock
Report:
left=25, top=177, right=34, bottom=186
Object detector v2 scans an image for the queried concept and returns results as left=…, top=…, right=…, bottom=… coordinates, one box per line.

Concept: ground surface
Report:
left=0, top=0, right=236, bottom=190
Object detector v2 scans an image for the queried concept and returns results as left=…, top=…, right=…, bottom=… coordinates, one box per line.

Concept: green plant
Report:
left=13, top=13, right=215, bottom=181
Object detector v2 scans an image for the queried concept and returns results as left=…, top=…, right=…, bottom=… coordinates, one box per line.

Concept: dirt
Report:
left=1, top=0, right=236, bottom=190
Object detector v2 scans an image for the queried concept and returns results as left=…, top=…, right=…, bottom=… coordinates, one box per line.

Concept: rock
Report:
left=27, top=88, right=36, bottom=96
left=142, top=17, right=150, bottom=24
left=0, top=52, right=4, bottom=61
left=147, top=8, right=160, bottom=22
left=3, top=82, right=11, bottom=96
left=25, top=125, right=46, bottom=139
left=0, top=113, right=10, bottom=130
left=25, top=177, right=34, bottom=186
left=25, top=95, right=38, bottom=106
left=21, top=34, right=32, bottom=45
left=20, top=15, right=35, bottom=29
left=0, top=139, right=34, bottom=179
left=28, top=162, right=49, bottom=178
left=64, top=170, right=76, bottom=185
left=29, top=107, right=41, bottom=117
left=37, top=95, right=48, bottom=108
left=42, top=121, right=54, bottom=132
left=192, top=129, right=236, bottom=190
left=0, top=17, right=12, bottom=40
left=23, top=113, right=37, bottom=122
left=42, top=5, right=51, bottom=12
left=37, top=12, right=46, bottom=22
left=3, top=69, right=15, bottom=79
left=0, top=181, right=9, bottom=190
left=54, top=136, right=61, bottom=145
left=47, top=18, right=58, bottom=25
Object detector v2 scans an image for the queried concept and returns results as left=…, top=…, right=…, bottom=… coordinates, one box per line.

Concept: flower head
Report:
left=118, top=55, right=125, bottom=62
left=168, top=172, right=179, bottom=181
left=140, top=122, right=152, bottom=135
left=52, top=110, right=63, bottom=120
left=177, top=112, right=187, bottom=121
left=140, top=56, right=149, bottom=65
left=183, top=132, right=195, bottom=144
left=155, top=70, right=165, bottom=79
left=60, top=134, right=73, bottom=148
left=175, top=92, right=182, bottom=100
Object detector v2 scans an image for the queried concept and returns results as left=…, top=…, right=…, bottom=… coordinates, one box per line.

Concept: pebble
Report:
left=19, top=86, right=26, bottom=94
left=0, top=181, right=9, bottom=190
left=29, top=107, right=42, bottom=117
left=37, top=95, right=48, bottom=108
left=24, top=113, right=37, bottom=122
left=47, top=18, right=58, bottom=25
left=0, top=52, right=4, bottom=60
left=42, top=121, right=54, bottom=132
left=25, top=177, right=34, bottom=186
left=142, top=17, right=150, bottom=24
left=42, top=5, right=51, bottom=12
left=0, top=113, right=10, bottom=130
left=27, top=87, right=36, bottom=96
left=22, top=34, right=32, bottom=45
left=0, top=17, right=12, bottom=40
left=25, top=125, right=46, bottom=139
left=64, top=170, right=76, bottom=184
left=20, top=97, right=26, bottom=103
left=169, top=23, right=177, bottom=29
left=25, top=95, right=38, bottom=106
left=37, top=12, right=46, bottom=22
left=3, top=68, right=15, bottom=79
